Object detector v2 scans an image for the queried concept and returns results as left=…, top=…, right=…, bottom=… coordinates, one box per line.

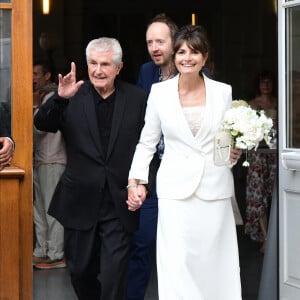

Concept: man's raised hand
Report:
left=58, top=62, right=84, bottom=98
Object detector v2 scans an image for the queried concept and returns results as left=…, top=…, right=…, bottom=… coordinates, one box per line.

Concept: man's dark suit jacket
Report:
left=0, top=103, right=11, bottom=137
left=34, top=80, right=148, bottom=233
left=137, top=61, right=160, bottom=93
left=0, top=104, right=13, bottom=150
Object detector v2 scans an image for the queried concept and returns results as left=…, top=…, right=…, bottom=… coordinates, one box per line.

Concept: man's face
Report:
left=33, top=65, right=49, bottom=92
left=87, top=49, right=123, bottom=95
left=146, top=22, right=174, bottom=67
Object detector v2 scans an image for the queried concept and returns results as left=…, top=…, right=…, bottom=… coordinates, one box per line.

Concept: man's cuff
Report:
left=5, top=137, right=15, bottom=150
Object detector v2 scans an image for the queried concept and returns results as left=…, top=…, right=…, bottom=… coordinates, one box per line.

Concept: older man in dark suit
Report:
left=34, top=37, right=148, bottom=300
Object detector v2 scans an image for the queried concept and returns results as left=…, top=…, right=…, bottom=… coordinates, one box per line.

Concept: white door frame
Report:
left=278, top=1, right=300, bottom=299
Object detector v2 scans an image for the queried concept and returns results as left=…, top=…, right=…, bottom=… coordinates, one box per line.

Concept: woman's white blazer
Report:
left=129, top=74, right=234, bottom=201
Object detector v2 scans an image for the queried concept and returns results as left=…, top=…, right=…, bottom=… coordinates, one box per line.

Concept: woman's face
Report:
left=259, top=78, right=273, bottom=95
left=175, top=42, right=208, bottom=76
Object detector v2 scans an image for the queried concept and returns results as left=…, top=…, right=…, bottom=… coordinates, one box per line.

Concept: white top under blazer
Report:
left=129, top=73, right=234, bottom=201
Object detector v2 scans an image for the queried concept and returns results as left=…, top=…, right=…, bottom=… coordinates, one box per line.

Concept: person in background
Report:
left=127, top=13, right=178, bottom=300
left=32, top=59, right=67, bottom=269
left=127, top=25, right=242, bottom=300
left=244, top=71, right=277, bottom=253
left=33, top=59, right=58, bottom=109
left=34, top=37, right=148, bottom=300
left=247, top=71, right=277, bottom=111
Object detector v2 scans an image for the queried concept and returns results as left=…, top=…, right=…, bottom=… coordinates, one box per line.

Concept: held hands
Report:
left=0, top=137, right=14, bottom=170
left=126, top=182, right=147, bottom=211
left=58, top=62, right=84, bottom=98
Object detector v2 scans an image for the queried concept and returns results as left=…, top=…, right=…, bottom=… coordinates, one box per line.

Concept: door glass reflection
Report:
left=0, top=9, right=12, bottom=136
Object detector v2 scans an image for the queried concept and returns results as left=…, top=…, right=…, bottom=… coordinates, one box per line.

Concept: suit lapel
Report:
left=170, top=76, right=208, bottom=146
left=106, top=82, right=126, bottom=160
left=83, top=85, right=104, bottom=156
left=162, top=76, right=197, bottom=146
left=195, top=74, right=213, bottom=140
left=173, top=74, right=214, bottom=148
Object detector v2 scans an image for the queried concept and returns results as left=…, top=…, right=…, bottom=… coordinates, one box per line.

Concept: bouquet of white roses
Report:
left=221, top=100, right=273, bottom=167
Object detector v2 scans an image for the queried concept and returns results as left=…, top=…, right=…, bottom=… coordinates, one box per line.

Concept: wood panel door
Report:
left=0, top=0, right=33, bottom=299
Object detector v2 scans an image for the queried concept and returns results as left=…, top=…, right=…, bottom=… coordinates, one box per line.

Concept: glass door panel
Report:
left=287, top=6, right=300, bottom=148
left=0, top=9, right=11, bottom=135
left=279, top=1, right=300, bottom=299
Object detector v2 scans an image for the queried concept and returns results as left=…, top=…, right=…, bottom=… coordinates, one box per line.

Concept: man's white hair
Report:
left=86, top=37, right=123, bottom=65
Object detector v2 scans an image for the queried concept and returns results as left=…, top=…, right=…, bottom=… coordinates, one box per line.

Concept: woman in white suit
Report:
left=127, top=25, right=242, bottom=300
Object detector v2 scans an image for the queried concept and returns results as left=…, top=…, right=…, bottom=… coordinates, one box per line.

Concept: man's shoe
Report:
left=34, top=258, right=67, bottom=269
left=33, top=255, right=49, bottom=266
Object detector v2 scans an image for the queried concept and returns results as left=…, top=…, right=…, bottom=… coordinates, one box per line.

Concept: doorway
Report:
left=32, top=1, right=278, bottom=299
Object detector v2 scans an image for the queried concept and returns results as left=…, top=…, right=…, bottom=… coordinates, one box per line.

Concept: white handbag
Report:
left=214, top=130, right=233, bottom=166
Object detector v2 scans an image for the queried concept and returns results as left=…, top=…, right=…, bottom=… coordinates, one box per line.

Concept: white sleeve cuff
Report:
left=5, top=137, right=15, bottom=150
